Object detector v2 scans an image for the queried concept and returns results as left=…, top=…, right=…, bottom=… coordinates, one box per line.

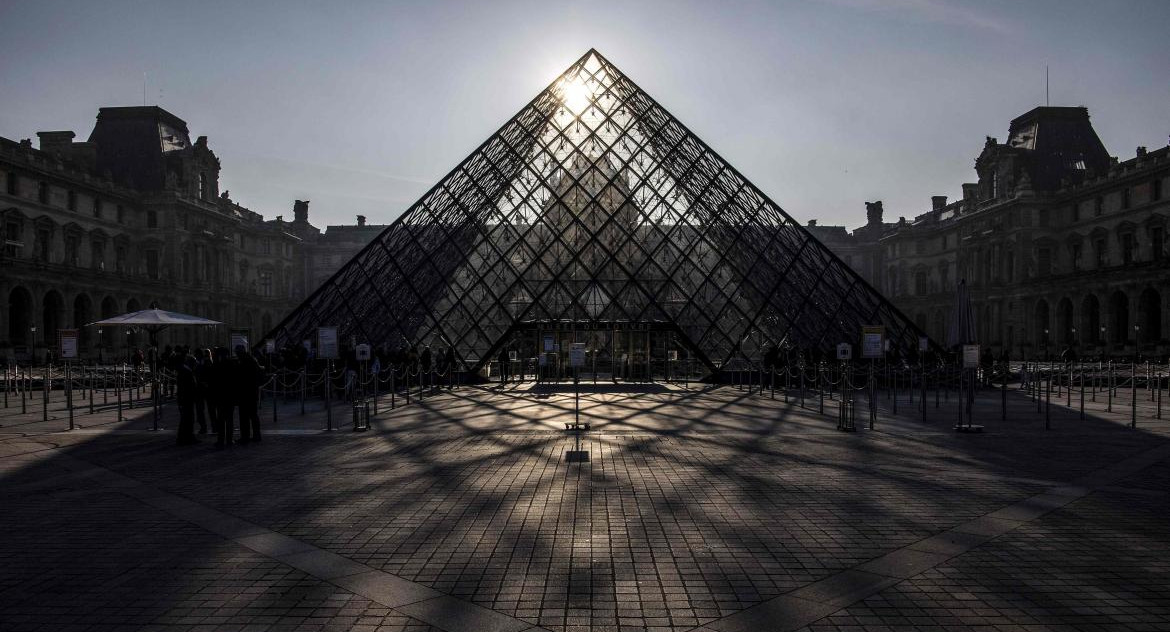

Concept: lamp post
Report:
left=1100, top=325, right=1107, bottom=360
left=1043, top=328, right=1050, bottom=361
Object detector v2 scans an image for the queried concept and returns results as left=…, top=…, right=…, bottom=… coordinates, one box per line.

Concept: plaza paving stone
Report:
left=1, top=382, right=1169, bottom=631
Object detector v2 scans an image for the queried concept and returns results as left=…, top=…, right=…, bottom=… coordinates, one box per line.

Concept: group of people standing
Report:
left=167, top=344, right=267, bottom=447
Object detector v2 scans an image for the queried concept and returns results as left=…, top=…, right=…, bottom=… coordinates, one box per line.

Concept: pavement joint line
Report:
left=10, top=443, right=552, bottom=632
left=691, top=439, right=1170, bottom=632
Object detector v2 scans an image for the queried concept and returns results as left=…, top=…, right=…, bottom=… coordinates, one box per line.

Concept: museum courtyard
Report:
left=2, top=380, right=1169, bottom=632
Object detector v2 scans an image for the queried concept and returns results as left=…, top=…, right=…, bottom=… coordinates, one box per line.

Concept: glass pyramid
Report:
left=268, top=50, right=932, bottom=374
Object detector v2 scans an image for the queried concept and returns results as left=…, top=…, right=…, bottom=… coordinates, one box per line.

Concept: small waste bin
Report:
left=837, top=393, right=856, bottom=432
left=352, top=399, right=370, bottom=431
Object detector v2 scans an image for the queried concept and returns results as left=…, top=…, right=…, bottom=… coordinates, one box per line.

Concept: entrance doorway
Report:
left=492, top=321, right=700, bottom=383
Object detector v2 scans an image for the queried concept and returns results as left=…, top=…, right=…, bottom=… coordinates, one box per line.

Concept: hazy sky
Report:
left=2, top=0, right=1167, bottom=229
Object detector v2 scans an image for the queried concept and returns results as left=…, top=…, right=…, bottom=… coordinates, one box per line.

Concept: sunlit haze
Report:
left=2, top=0, right=1167, bottom=228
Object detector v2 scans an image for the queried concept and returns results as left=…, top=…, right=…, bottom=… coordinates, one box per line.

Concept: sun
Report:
left=559, top=78, right=592, bottom=115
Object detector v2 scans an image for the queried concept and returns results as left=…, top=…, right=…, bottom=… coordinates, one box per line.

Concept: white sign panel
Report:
left=59, top=329, right=79, bottom=359
left=836, top=343, right=852, bottom=360
left=919, top=336, right=929, bottom=352
left=543, top=335, right=555, bottom=352
left=230, top=332, right=249, bottom=351
left=317, top=327, right=340, bottom=360
left=861, top=326, right=885, bottom=358
left=508, top=350, right=517, bottom=361
left=569, top=346, right=586, bottom=368
left=962, top=344, right=980, bottom=369
left=355, top=343, right=371, bottom=361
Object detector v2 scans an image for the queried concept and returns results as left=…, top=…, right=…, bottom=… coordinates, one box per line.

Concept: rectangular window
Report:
left=36, top=228, right=50, bottom=261
left=1154, top=179, right=1163, bottom=202
left=38, top=182, right=49, bottom=204
left=1095, top=239, right=1107, bottom=268
left=92, top=198, right=101, bottom=218
left=1038, top=209, right=1049, bottom=227
left=1071, top=244, right=1082, bottom=270
left=180, top=213, right=188, bottom=230
left=1038, top=248, right=1051, bottom=276
left=3, top=220, right=21, bottom=258
left=1005, top=251, right=1014, bottom=283
left=1094, top=197, right=1104, bottom=216
left=263, top=239, right=271, bottom=255
left=5, top=172, right=17, bottom=196
left=1121, top=233, right=1135, bottom=264
left=146, top=210, right=158, bottom=228
left=65, top=235, right=79, bottom=266
left=1122, top=187, right=1131, bottom=210
left=145, top=249, right=159, bottom=279
left=115, top=246, right=126, bottom=273
left=92, top=241, right=105, bottom=269
left=1153, top=227, right=1165, bottom=261
left=116, top=205, right=125, bottom=224
left=67, top=190, right=77, bottom=211
left=259, top=270, right=273, bottom=297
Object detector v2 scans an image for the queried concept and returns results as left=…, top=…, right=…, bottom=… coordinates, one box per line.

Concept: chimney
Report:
left=356, top=215, right=366, bottom=227
left=931, top=196, right=947, bottom=211
left=807, top=219, right=817, bottom=227
left=1136, top=146, right=1147, bottom=158
left=293, top=200, right=309, bottom=223
left=962, top=183, right=979, bottom=202
left=37, top=131, right=76, bottom=156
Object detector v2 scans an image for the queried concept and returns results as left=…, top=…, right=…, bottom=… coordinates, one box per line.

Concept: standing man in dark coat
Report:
left=194, top=348, right=214, bottom=435
left=175, top=353, right=198, bottom=445
left=234, top=346, right=265, bottom=444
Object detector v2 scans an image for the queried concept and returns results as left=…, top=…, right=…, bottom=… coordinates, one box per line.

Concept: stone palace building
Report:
left=810, top=106, right=1169, bottom=359
left=0, top=106, right=379, bottom=362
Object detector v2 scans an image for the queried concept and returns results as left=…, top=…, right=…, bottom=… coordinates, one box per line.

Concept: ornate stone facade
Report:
left=0, top=106, right=325, bottom=361
left=809, top=107, right=1169, bottom=359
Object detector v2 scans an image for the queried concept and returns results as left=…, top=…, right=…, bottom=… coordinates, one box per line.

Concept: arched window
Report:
left=1081, top=295, right=1100, bottom=344
left=1110, top=291, right=1129, bottom=345
left=1139, top=288, right=1161, bottom=343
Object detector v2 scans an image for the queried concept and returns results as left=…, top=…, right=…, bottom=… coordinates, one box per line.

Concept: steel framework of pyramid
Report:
left=267, top=49, right=933, bottom=374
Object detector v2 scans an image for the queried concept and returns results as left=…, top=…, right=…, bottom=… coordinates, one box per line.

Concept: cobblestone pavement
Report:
left=2, top=383, right=1168, bottom=631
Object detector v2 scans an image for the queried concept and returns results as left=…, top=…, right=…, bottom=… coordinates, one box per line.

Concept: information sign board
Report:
left=569, top=344, right=586, bottom=368
left=861, top=326, right=885, bottom=358
left=508, top=350, right=517, bottom=362
left=962, top=344, right=980, bottom=369
left=355, top=343, right=371, bottom=361
left=58, top=329, right=79, bottom=359
left=919, top=336, right=929, bottom=352
left=543, top=335, right=555, bottom=352
left=265, top=339, right=276, bottom=354
left=667, top=350, right=679, bottom=362
left=836, top=343, right=852, bottom=360
left=317, top=327, right=340, bottom=360
left=229, top=329, right=249, bottom=351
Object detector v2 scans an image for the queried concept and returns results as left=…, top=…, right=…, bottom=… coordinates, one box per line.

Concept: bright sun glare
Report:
left=560, top=79, right=592, bottom=115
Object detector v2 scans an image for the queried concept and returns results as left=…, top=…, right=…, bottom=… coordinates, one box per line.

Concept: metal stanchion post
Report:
left=116, top=367, right=123, bottom=421
left=819, top=365, right=824, bottom=415
left=892, top=367, right=898, bottom=416
left=272, top=378, right=278, bottom=425
left=300, top=368, right=306, bottom=415
left=1001, top=360, right=1007, bottom=421
left=43, top=365, right=49, bottom=422
left=1045, top=366, right=1051, bottom=430
left=66, top=363, right=74, bottom=431
left=1131, top=361, right=1137, bottom=429
left=325, top=360, right=334, bottom=431
left=1079, top=362, right=1085, bottom=420
left=1108, top=362, right=1113, bottom=412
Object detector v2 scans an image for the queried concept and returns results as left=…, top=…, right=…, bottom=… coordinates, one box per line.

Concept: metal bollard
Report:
left=1131, top=361, right=1137, bottom=429
left=43, top=365, right=49, bottom=423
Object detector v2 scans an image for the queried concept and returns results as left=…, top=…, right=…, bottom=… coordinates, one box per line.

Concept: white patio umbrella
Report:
left=88, top=304, right=221, bottom=346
